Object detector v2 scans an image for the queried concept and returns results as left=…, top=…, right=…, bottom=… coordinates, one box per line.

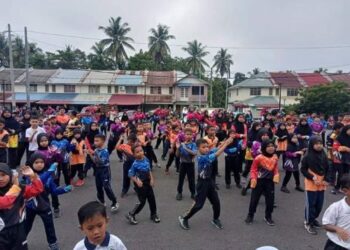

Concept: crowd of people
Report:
left=0, top=104, right=350, bottom=250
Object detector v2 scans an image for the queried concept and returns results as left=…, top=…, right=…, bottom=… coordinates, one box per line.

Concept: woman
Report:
left=2, top=109, right=20, bottom=169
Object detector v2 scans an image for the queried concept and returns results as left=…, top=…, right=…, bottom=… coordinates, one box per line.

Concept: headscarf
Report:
left=275, top=123, right=289, bottom=138
left=261, top=140, right=275, bottom=158
left=337, top=125, right=350, bottom=148
left=233, top=113, right=245, bottom=134
left=303, top=136, right=328, bottom=175
left=256, top=128, right=272, bottom=142
left=0, top=163, right=12, bottom=196
left=37, top=133, right=49, bottom=150
left=28, top=153, right=46, bottom=174
left=86, top=122, right=99, bottom=145
left=296, top=118, right=312, bottom=136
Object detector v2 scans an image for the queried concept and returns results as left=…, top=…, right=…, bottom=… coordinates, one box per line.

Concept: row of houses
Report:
left=228, top=71, right=350, bottom=114
left=0, top=68, right=209, bottom=111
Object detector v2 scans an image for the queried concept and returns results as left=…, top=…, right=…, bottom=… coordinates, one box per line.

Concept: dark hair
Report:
left=131, top=144, right=143, bottom=153
left=334, top=122, right=344, bottom=131
left=196, top=138, right=208, bottom=147
left=94, top=134, right=106, bottom=141
left=127, top=133, right=137, bottom=143
left=184, top=128, right=193, bottom=134
left=206, top=125, right=215, bottom=131
left=30, top=115, right=39, bottom=121
left=340, top=174, right=350, bottom=189
left=77, top=201, right=107, bottom=225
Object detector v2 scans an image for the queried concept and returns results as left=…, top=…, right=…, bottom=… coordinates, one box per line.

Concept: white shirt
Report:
left=323, top=197, right=350, bottom=249
left=25, top=127, right=46, bottom=151
left=73, top=233, right=127, bottom=250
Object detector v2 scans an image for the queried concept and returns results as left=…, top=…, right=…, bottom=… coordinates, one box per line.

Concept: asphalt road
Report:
left=27, top=147, right=338, bottom=250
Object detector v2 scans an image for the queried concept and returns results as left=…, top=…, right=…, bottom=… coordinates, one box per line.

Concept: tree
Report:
left=210, top=77, right=227, bottom=108
left=234, top=72, right=247, bottom=84
left=182, top=40, right=209, bottom=77
left=248, top=67, right=260, bottom=76
left=55, top=45, right=87, bottom=69
left=127, top=50, right=157, bottom=70
left=12, top=37, right=25, bottom=68
left=296, top=82, right=350, bottom=116
left=29, top=43, right=46, bottom=68
left=148, top=24, right=175, bottom=69
left=99, top=17, right=135, bottom=69
left=88, top=42, right=115, bottom=70
left=212, top=48, right=233, bottom=78
left=0, top=34, right=8, bottom=67
left=314, top=67, right=328, bottom=73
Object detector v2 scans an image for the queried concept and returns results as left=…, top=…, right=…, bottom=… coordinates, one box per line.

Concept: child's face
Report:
left=341, top=187, right=350, bottom=199
left=314, top=118, right=320, bottom=123
left=198, top=143, right=209, bottom=155
left=185, top=132, right=193, bottom=142
left=313, top=142, right=323, bottom=151
left=238, top=115, right=245, bottom=123
left=91, top=124, right=98, bottom=131
left=229, top=131, right=236, bottom=138
left=264, top=124, right=270, bottom=129
left=56, top=133, right=63, bottom=140
left=80, top=214, right=108, bottom=246
left=74, top=133, right=81, bottom=140
left=94, top=138, right=104, bottom=148
left=255, top=125, right=261, bottom=131
left=266, top=144, right=275, bottom=154
left=40, top=137, right=49, bottom=148
left=30, top=119, right=39, bottom=128
left=208, top=128, right=216, bottom=136
left=133, top=146, right=144, bottom=159
left=137, top=125, right=143, bottom=132
left=33, top=158, right=45, bottom=172
left=0, top=172, right=10, bottom=188
left=301, top=120, right=307, bottom=126
left=261, top=134, right=270, bottom=141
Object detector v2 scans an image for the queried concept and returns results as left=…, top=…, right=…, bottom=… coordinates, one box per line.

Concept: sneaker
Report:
left=54, top=208, right=60, bottom=218
left=295, top=186, right=304, bottom=192
left=151, top=214, right=160, bottom=223
left=264, top=217, right=275, bottom=226
left=74, top=179, right=85, bottom=187
left=178, top=216, right=190, bottom=230
left=176, top=193, right=183, bottom=200
left=312, top=220, right=322, bottom=228
left=331, top=188, right=338, bottom=195
left=245, top=215, right=253, bottom=224
left=236, top=184, right=242, bottom=189
left=305, top=223, right=317, bottom=235
left=211, top=219, right=223, bottom=229
left=111, top=203, right=119, bottom=213
left=241, top=188, right=247, bottom=196
left=190, top=194, right=196, bottom=200
left=48, top=242, right=60, bottom=250
left=126, top=213, right=138, bottom=225
left=226, top=184, right=231, bottom=189
left=280, top=186, right=290, bottom=193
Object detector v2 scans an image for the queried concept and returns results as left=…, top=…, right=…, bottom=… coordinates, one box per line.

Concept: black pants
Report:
left=131, top=183, right=157, bottom=216
left=210, top=159, right=218, bottom=184
left=84, top=155, right=96, bottom=176
left=0, top=223, right=28, bottom=250
left=8, top=148, right=18, bottom=169
left=237, top=149, right=245, bottom=173
left=27, top=150, right=35, bottom=164
left=25, top=208, right=57, bottom=245
left=122, top=162, right=132, bottom=194
left=107, top=138, right=118, bottom=154
left=334, top=163, right=349, bottom=190
left=17, top=141, right=28, bottom=166
left=248, top=178, right=275, bottom=219
left=225, top=156, right=240, bottom=185
left=95, top=167, right=117, bottom=204
left=282, top=170, right=300, bottom=187
left=166, top=151, right=180, bottom=171
left=242, top=160, right=252, bottom=178
left=324, top=239, right=348, bottom=250
left=155, top=135, right=164, bottom=149
left=305, top=191, right=324, bottom=224
left=183, top=178, right=220, bottom=220
left=56, top=162, right=70, bottom=186
left=0, top=150, right=7, bottom=164
left=71, top=164, right=84, bottom=180
left=177, top=162, right=195, bottom=195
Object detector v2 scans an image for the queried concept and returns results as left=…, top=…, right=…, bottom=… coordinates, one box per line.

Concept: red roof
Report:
left=298, top=73, right=330, bottom=87
left=108, top=94, right=144, bottom=106
left=147, top=71, right=175, bottom=86
left=327, top=73, right=350, bottom=86
left=270, top=72, right=302, bottom=88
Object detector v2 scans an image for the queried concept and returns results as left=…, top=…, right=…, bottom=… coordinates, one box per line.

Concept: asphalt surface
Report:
left=27, top=147, right=339, bottom=250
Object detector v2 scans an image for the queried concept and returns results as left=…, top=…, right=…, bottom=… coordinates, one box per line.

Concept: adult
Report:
left=2, top=109, right=20, bottom=169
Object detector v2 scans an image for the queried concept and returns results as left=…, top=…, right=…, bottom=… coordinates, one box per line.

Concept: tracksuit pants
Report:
left=248, top=178, right=275, bottom=219
left=131, top=183, right=157, bottom=216
left=70, top=164, right=85, bottom=181
left=282, top=170, right=300, bottom=187
left=95, top=167, right=117, bottom=205
left=177, top=162, right=195, bottom=195
left=210, top=159, right=218, bottom=184
left=225, top=155, right=240, bottom=186
left=122, top=162, right=133, bottom=194
left=166, top=151, right=180, bottom=171
left=305, top=190, right=324, bottom=225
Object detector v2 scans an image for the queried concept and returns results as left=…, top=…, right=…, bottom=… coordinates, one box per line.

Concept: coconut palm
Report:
left=148, top=24, right=175, bottom=68
left=88, top=42, right=115, bottom=69
left=99, top=17, right=135, bottom=69
left=182, top=40, right=209, bottom=76
left=213, top=48, right=233, bottom=78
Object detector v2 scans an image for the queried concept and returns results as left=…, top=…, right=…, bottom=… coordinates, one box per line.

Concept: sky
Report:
left=1, top=0, right=350, bottom=75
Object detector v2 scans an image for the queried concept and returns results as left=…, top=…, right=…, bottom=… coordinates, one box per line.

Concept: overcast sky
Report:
left=2, top=0, right=350, bottom=75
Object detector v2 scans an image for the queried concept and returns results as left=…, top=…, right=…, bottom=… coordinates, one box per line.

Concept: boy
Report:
left=126, top=145, right=160, bottom=225
left=88, top=134, right=119, bottom=213
left=74, top=201, right=127, bottom=250
left=0, top=118, right=9, bottom=163
left=323, top=174, right=350, bottom=250
left=175, top=128, right=197, bottom=200
left=25, top=115, right=46, bottom=160
left=203, top=126, right=219, bottom=189
left=178, top=137, right=233, bottom=230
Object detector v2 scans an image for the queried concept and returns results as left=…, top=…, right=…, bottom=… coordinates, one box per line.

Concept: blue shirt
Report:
left=179, top=142, right=197, bottom=163
left=197, top=148, right=217, bottom=179
left=94, top=148, right=110, bottom=168
left=128, top=157, right=151, bottom=181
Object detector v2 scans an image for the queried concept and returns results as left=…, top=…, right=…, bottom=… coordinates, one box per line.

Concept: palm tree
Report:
left=213, top=48, right=233, bottom=78
left=88, top=42, right=115, bottom=69
left=248, top=67, right=260, bottom=77
left=182, top=40, right=209, bottom=76
left=99, top=17, right=135, bottom=69
left=148, top=24, right=175, bottom=68
left=12, top=37, right=25, bottom=68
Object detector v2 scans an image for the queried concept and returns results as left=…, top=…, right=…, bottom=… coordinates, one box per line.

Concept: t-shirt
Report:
left=73, top=232, right=127, bottom=250
left=25, top=127, right=46, bottom=151
left=322, top=197, right=350, bottom=249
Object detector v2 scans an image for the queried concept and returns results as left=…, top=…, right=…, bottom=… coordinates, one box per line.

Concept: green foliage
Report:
left=182, top=40, right=209, bottom=77
left=87, top=42, right=115, bottom=70
left=234, top=72, right=247, bottom=84
left=297, top=82, right=350, bottom=115
left=55, top=46, right=87, bottom=69
left=209, top=78, right=228, bottom=108
left=213, top=48, right=233, bottom=78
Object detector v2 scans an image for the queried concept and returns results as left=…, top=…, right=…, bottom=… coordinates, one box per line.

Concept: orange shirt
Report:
left=56, top=114, right=70, bottom=125
left=70, top=140, right=86, bottom=165
left=304, top=170, right=327, bottom=191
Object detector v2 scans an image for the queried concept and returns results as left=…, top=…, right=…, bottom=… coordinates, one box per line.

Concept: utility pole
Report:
left=24, top=27, right=30, bottom=108
left=210, top=67, right=213, bottom=107
left=8, top=24, right=16, bottom=109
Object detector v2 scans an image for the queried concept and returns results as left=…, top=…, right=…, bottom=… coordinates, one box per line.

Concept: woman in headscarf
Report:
left=2, top=109, right=20, bottom=169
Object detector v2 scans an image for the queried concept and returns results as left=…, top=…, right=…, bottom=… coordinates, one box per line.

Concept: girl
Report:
left=2, top=109, right=20, bottom=169
left=245, top=140, right=279, bottom=226
left=301, top=136, right=329, bottom=235
left=70, top=129, right=86, bottom=187
left=275, top=123, right=289, bottom=161
left=17, top=111, right=31, bottom=166
left=280, top=134, right=304, bottom=193
left=295, top=117, right=312, bottom=150
left=334, top=125, right=350, bottom=189
left=84, top=122, right=99, bottom=177
left=224, top=129, right=242, bottom=189
left=25, top=153, right=72, bottom=250
left=232, top=114, right=248, bottom=177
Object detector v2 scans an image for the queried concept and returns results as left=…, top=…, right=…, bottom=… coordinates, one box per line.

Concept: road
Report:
left=27, top=148, right=338, bottom=250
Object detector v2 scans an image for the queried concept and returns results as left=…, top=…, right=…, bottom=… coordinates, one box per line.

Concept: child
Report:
left=74, top=201, right=127, bottom=250
left=203, top=126, right=219, bottom=189
left=322, top=174, right=350, bottom=250
left=126, top=145, right=160, bottom=224
left=280, top=134, right=304, bottom=193
left=70, top=129, right=86, bottom=187
left=154, top=118, right=166, bottom=150
left=245, top=140, right=279, bottom=226
left=84, top=122, right=100, bottom=177
left=0, top=118, right=9, bottom=163
left=178, top=137, right=233, bottom=230
left=116, top=133, right=137, bottom=197
left=275, top=123, right=288, bottom=160
left=165, top=125, right=181, bottom=174
left=24, top=153, right=72, bottom=250
left=301, top=136, right=329, bottom=235
left=88, top=134, right=119, bottom=213
left=0, top=163, right=43, bottom=250
left=175, top=128, right=197, bottom=200
left=224, top=129, right=243, bottom=189
left=25, top=115, right=46, bottom=159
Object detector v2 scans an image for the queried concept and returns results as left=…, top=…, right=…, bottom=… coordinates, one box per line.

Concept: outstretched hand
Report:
left=20, top=166, right=35, bottom=178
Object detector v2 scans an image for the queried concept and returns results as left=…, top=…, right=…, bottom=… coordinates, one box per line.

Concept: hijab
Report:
left=304, top=136, right=328, bottom=175
left=337, top=125, right=350, bottom=148
left=275, top=123, right=289, bottom=138
left=234, top=114, right=245, bottom=134
left=261, top=140, right=275, bottom=158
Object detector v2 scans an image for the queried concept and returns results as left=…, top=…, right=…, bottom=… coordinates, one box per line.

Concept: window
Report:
left=64, top=85, right=75, bottom=93
left=275, top=88, right=279, bottom=96
left=269, top=88, right=273, bottom=96
left=114, top=86, right=118, bottom=93
left=250, top=88, right=261, bottom=96
left=287, top=88, right=298, bottom=96
left=192, top=86, right=204, bottom=95
left=236, top=89, right=239, bottom=96
left=107, top=86, right=112, bottom=94
left=29, top=84, right=37, bottom=92
left=169, top=87, right=173, bottom=95
left=52, top=85, right=56, bottom=93
left=45, top=85, right=49, bottom=92
left=88, top=85, right=100, bottom=94
left=0, top=84, right=11, bottom=92
left=150, top=86, right=161, bottom=95
left=125, top=86, right=137, bottom=94
left=180, top=87, right=189, bottom=98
